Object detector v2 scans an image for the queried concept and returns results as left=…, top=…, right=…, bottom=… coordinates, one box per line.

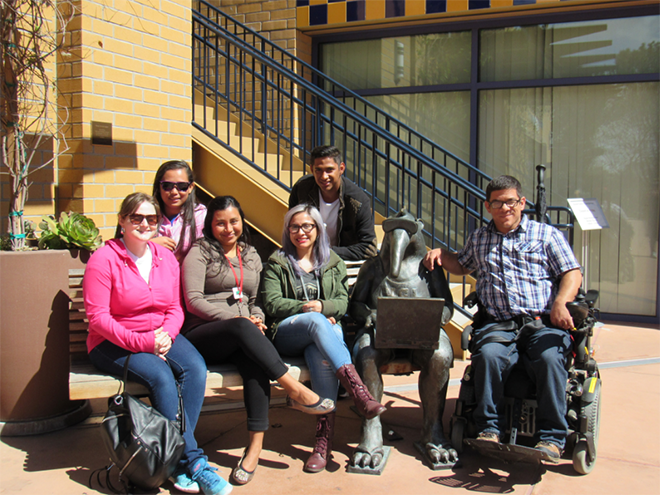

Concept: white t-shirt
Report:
left=122, top=240, right=153, bottom=284
left=318, top=191, right=340, bottom=247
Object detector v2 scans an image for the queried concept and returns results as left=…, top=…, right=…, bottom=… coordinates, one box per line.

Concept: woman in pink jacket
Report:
left=83, top=192, right=231, bottom=495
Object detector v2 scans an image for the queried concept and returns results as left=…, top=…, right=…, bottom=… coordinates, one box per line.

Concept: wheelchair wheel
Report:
left=451, top=418, right=466, bottom=454
left=572, top=379, right=601, bottom=474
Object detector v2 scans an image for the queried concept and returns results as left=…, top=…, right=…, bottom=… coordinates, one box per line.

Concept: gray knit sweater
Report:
left=181, top=240, right=265, bottom=334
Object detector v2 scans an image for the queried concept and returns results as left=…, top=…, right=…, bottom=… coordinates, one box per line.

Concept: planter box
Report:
left=0, top=249, right=91, bottom=434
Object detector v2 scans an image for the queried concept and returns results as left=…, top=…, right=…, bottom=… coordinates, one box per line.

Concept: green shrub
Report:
left=39, top=212, right=102, bottom=251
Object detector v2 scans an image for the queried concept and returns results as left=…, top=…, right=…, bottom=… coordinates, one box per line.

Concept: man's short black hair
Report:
left=310, top=145, right=342, bottom=167
left=486, top=175, right=522, bottom=202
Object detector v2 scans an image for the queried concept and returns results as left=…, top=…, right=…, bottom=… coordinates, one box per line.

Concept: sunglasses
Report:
left=129, top=214, right=159, bottom=226
left=160, top=181, right=191, bottom=192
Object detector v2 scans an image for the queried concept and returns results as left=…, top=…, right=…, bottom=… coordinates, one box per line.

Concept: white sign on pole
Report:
left=567, top=198, right=609, bottom=291
left=567, top=198, right=609, bottom=231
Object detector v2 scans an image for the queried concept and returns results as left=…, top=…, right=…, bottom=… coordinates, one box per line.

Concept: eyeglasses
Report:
left=129, top=214, right=159, bottom=226
left=488, top=198, right=521, bottom=210
left=160, top=181, right=191, bottom=192
left=288, top=223, right=316, bottom=234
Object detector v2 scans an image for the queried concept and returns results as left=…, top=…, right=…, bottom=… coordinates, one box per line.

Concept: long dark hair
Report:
left=152, top=160, right=199, bottom=257
left=114, top=192, right=161, bottom=239
left=199, top=196, right=251, bottom=272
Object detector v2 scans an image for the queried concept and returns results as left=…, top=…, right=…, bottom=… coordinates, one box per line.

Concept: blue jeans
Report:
left=273, top=312, right=351, bottom=401
left=471, top=322, right=572, bottom=448
left=89, top=336, right=207, bottom=470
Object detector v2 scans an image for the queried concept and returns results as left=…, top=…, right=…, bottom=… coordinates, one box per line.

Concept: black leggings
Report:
left=185, top=317, right=289, bottom=431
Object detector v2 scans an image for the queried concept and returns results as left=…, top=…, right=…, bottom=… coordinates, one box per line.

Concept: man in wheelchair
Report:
left=423, top=175, right=582, bottom=463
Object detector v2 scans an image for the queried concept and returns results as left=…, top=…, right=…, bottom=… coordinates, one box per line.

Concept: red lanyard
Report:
left=224, top=248, right=243, bottom=296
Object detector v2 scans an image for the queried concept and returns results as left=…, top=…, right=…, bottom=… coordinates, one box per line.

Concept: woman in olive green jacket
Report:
left=261, top=204, right=385, bottom=474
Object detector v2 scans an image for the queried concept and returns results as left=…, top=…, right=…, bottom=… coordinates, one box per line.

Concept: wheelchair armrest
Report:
left=585, top=290, right=599, bottom=308
left=566, top=301, right=589, bottom=328
left=461, top=324, right=474, bottom=351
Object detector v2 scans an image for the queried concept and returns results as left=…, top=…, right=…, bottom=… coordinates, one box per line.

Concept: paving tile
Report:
left=1, top=323, right=659, bottom=495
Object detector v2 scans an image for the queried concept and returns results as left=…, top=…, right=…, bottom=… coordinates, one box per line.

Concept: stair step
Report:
left=452, top=309, right=473, bottom=329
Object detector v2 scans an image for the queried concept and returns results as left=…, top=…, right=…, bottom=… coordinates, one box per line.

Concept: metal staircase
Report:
left=190, top=2, right=576, bottom=357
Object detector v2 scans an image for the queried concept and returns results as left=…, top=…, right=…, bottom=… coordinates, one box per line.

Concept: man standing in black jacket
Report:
left=289, top=145, right=378, bottom=261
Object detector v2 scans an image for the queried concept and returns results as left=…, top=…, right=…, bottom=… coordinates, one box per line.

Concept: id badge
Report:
left=232, top=287, right=243, bottom=301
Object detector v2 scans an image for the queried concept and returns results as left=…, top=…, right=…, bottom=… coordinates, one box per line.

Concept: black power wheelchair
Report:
left=449, top=165, right=602, bottom=474
left=449, top=284, right=601, bottom=474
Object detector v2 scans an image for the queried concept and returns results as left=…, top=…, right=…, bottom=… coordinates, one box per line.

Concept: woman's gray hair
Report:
left=280, top=204, right=331, bottom=277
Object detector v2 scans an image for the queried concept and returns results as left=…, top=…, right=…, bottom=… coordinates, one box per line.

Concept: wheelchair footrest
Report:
left=465, top=439, right=556, bottom=464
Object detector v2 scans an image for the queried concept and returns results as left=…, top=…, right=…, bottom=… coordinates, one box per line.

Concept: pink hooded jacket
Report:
left=83, top=238, right=184, bottom=354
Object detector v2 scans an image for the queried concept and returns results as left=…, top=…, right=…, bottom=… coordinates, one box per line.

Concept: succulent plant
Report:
left=38, top=211, right=103, bottom=251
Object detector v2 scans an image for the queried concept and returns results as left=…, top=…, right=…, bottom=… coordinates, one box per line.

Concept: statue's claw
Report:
left=351, top=447, right=385, bottom=469
left=425, top=442, right=459, bottom=465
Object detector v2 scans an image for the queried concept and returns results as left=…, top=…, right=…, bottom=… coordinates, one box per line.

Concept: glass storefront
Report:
left=479, top=83, right=659, bottom=315
left=318, top=12, right=659, bottom=318
left=480, top=16, right=660, bottom=81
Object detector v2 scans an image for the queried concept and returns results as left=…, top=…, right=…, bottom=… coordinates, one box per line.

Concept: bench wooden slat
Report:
left=69, top=322, right=89, bottom=332
left=70, top=357, right=310, bottom=400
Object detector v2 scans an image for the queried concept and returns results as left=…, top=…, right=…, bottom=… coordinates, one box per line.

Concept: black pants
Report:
left=185, top=318, right=289, bottom=431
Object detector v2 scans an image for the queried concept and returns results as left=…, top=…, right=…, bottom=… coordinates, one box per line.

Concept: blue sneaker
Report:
left=190, top=458, right=233, bottom=495
left=170, top=467, right=200, bottom=493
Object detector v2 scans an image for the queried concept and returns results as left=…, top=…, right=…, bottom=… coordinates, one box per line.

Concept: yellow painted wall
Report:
left=205, top=0, right=299, bottom=51
left=56, top=0, right=193, bottom=240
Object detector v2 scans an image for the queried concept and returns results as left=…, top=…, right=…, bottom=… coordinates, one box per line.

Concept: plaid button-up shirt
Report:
left=457, top=215, right=581, bottom=322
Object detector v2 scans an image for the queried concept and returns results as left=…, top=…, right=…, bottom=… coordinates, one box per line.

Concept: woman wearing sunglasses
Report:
left=261, top=204, right=386, bottom=474
left=152, top=160, right=206, bottom=261
left=83, top=192, right=232, bottom=495
left=181, top=196, right=335, bottom=486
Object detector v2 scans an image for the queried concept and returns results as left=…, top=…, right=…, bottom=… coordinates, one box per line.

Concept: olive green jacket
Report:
left=261, top=250, right=349, bottom=340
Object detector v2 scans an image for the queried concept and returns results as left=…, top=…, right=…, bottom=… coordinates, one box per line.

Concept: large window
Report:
left=479, top=83, right=659, bottom=315
left=480, top=16, right=659, bottom=81
left=321, top=31, right=471, bottom=89
left=317, top=12, right=660, bottom=319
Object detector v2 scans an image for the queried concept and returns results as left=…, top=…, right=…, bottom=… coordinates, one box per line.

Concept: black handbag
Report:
left=98, top=354, right=186, bottom=492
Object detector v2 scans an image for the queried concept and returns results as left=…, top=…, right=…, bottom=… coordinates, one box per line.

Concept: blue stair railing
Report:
left=192, top=6, right=487, bottom=254
left=191, top=3, right=576, bottom=309
left=194, top=0, right=493, bottom=196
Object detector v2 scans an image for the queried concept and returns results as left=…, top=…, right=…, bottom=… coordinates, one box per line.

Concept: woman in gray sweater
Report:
left=182, top=196, right=334, bottom=487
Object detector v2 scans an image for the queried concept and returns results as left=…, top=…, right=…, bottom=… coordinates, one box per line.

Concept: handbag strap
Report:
left=120, top=353, right=186, bottom=434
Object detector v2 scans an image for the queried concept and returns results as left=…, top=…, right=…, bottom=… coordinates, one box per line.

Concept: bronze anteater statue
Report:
left=349, top=209, right=458, bottom=471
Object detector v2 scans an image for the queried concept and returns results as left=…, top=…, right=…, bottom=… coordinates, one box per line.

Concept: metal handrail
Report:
left=193, top=0, right=494, bottom=194
left=191, top=5, right=575, bottom=254
left=192, top=12, right=493, bottom=252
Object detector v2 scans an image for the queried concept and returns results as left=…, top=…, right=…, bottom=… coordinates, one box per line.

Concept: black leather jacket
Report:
left=289, top=175, right=378, bottom=261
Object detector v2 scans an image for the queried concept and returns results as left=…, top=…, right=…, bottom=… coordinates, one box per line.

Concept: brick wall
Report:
left=57, top=0, right=193, bottom=240
left=2, top=0, right=311, bottom=240
left=208, top=0, right=301, bottom=54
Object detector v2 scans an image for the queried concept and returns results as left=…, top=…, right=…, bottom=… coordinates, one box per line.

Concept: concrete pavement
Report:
left=1, top=322, right=658, bottom=495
